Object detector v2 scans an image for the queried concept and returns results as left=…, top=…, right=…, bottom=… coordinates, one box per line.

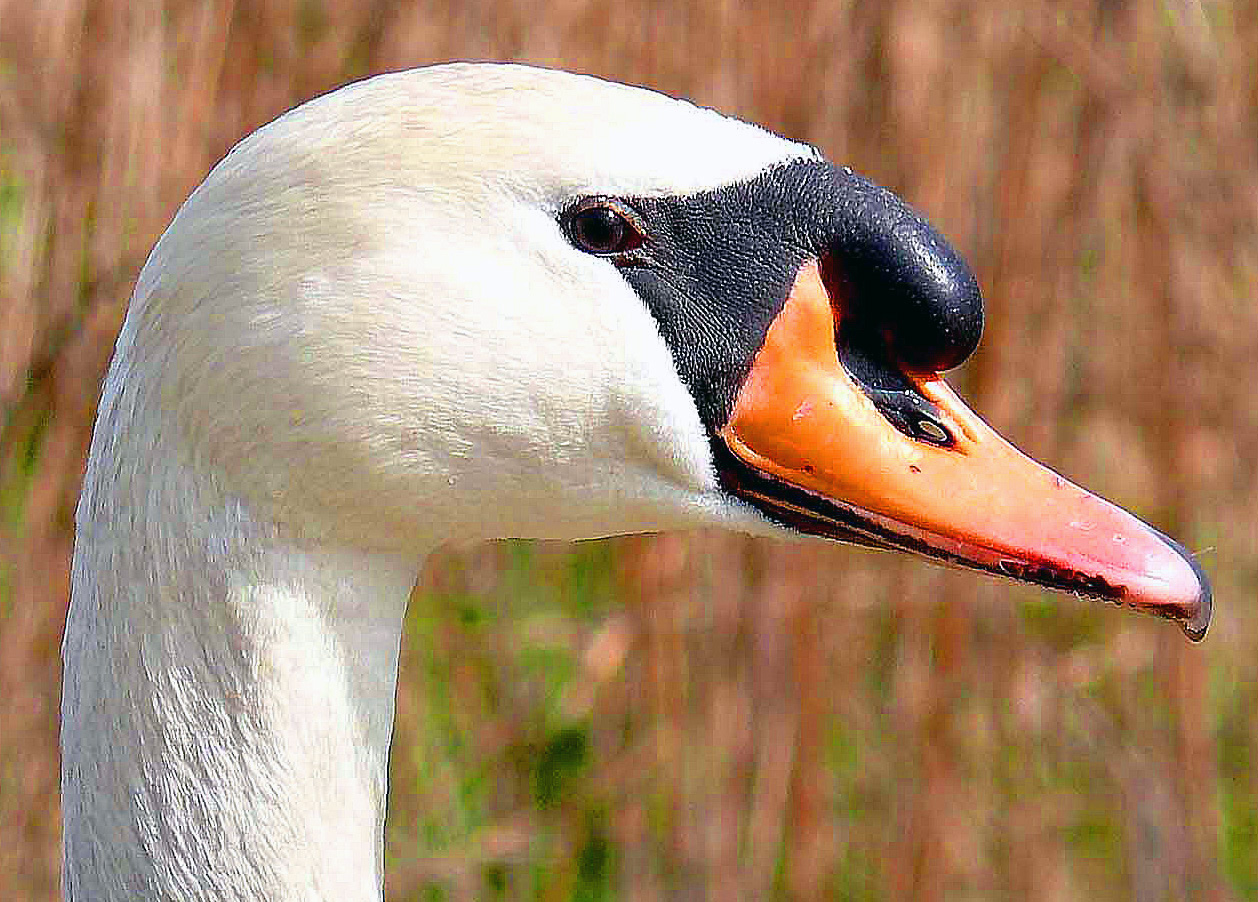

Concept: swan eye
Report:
left=565, top=201, right=643, bottom=256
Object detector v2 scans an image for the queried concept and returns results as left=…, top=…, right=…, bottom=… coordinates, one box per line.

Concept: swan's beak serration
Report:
left=717, top=261, right=1212, bottom=640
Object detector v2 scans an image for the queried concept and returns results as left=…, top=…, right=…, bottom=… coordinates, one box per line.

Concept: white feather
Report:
left=64, top=64, right=806, bottom=900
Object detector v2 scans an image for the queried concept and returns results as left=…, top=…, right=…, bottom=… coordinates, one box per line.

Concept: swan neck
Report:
left=63, top=454, right=420, bottom=901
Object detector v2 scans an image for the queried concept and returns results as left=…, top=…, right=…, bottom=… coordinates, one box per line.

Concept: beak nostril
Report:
left=827, top=265, right=958, bottom=449
left=914, top=419, right=951, bottom=446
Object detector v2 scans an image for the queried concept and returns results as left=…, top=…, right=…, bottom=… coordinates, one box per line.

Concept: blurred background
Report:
left=1, top=1, right=1256, bottom=899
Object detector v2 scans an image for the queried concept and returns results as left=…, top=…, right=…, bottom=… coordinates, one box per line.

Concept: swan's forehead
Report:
left=256, top=63, right=812, bottom=200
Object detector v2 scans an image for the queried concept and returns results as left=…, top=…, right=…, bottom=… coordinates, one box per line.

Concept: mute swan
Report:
left=63, top=63, right=1211, bottom=901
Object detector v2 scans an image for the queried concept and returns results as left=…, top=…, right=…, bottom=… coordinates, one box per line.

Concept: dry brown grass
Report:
left=2, top=1, right=1256, bottom=899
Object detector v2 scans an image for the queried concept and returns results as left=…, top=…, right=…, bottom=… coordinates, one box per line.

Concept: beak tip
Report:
left=1173, top=541, right=1213, bottom=643
left=1182, top=593, right=1212, bottom=642
left=1143, top=530, right=1213, bottom=642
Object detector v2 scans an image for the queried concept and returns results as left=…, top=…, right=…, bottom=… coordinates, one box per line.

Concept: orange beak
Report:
left=718, top=260, right=1211, bottom=640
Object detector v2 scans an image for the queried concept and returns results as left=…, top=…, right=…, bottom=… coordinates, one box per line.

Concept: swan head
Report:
left=105, top=63, right=1210, bottom=637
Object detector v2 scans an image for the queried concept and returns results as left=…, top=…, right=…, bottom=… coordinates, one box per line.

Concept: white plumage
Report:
left=64, top=64, right=811, bottom=901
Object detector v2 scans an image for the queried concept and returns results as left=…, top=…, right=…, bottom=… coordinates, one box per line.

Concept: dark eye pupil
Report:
left=575, top=208, right=624, bottom=252
left=570, top=205, right=640, bottom=255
